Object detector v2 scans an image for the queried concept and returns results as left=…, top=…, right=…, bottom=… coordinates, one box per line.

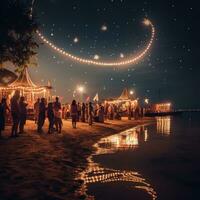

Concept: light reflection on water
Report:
left=156, top=116, right=171, bottom=135
left=81, top=118, right=172, bottom=200
left=81, top=156, right=157, bottom=200
left=95, top=126, right=147, bottom=155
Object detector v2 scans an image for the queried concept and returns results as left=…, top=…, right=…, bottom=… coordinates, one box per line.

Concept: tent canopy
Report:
left=118, top=88, right=130, bottom=100
left=9, top=67, right=37, bottom=88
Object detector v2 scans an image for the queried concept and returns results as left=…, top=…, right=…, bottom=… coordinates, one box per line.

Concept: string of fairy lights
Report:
left=36, top=19, right=155, bottom=67
left=31, top=0, right=155, bottom=67
left=0, top=86, right=47, bottom=93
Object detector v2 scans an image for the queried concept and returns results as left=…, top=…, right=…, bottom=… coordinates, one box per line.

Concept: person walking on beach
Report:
left=0, top=98, right=9, bottom=137
left=47, top=102, right=54, bottom=134
left=77, top=102, right=81, bottom=122
left=19, top=96, right=28, bottom=134
left=108, top=104, right=114, bottom=120
left=85, top=103, right=89, bottom=122
left=53, top=97, right=62, bottom=133
left=37, top=98, right=46, bottom=133
left=70, top=100, right=78, bottom=128
left=98, top=104, right=105, bottom=123
left=81, top=103, right=86, bottom=122
left=34, top=98, right=40, bottom=124
left=88, top=102, right=94, bottom=126
left=10, top=90, right=20, bottom=137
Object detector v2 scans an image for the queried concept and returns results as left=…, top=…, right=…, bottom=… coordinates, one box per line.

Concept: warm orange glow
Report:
left=156, top=117, right=171, bottom=135
left=154, top=103, right=172, bottom=112
left=36, top=19, right=155, bottom=67
left=79, top=126, right=157, bottom=200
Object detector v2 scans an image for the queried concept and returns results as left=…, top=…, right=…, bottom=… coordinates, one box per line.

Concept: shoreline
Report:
left=0, top=118, right=155, bottom=200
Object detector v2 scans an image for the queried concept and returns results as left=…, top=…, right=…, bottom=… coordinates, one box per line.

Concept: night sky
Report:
left=28, top=0, right=199, bottom=108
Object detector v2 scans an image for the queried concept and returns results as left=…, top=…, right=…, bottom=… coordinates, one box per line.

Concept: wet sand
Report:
left=0, top=118, right=154, bottom=200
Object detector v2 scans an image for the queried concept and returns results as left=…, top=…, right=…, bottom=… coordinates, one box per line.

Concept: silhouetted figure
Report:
left=85, top=103, right=89, bottom=122
left=88, top=102, right=94, bottom=126
left=104, top=103, right=109, bottom=120
left=34, top=98, right=40, bottom=124
left=37, top=98, right=46, bottom=133
left=71, top=100, right=78, bottom=128
left=19, top=96, right=28, bottom=134
left=0, top=98, right=9, bottom=137
left=77, top=102, right=81, bottom=122
left=62, top=106, right=66, bottom=119
left=98, top=105, right=104, bottom=123
left=135, top=106, right=139, bottom=120
left=81, top=103, right=86, bottom=122
left=140, top=107, right=144, bottom=118
left=47, top=102, right=54, bottom=134
left=10, top=90, right=20, bottom=137
left=128, top=103, right=132, bottom=120
left=54, top=97, right=62, bottom=133
left=0, top=98, right=10, bottom=137
left=108, top=104, right=114, bottom=120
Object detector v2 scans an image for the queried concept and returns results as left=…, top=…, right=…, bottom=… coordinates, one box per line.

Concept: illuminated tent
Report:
left=105, top=88, right=137, bottom=104
left=118, top=88, right=130, bottom=100
left=0, top=67, right=52, bottom=105
left=104, top=88, right=138, bottom=114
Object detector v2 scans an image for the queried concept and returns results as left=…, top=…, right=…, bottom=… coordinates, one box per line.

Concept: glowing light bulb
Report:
left=130, top=90, right=134, bottom=95
left=77, top=86, right=84, bottom=93
left=94, top=55, right=100, bottom=60
left=143, top=18, right=151, bottom=26
left=36, top=19, right=155, bottom=67
left=144, top=98, right=149, bottom=104
left=120, top=53, right=124, bottom=58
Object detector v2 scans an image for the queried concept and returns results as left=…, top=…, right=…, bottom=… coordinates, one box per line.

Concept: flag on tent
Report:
left=86, top=96, right=90, bottom=102
left=93, top=93, right=99, bottom=102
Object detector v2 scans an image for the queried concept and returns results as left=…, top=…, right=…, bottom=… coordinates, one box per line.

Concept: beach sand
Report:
left=0, top=118, right=154, bottom=200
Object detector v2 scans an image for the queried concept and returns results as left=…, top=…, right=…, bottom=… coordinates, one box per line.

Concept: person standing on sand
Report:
left=88, top=102, right=94, bottom=126
left=53, top=97, right=62, bottom=133
left=77, top=102, right=81, bottom=122
left=19, top=96, right=28, bottom=134
left=47, top=102, right=54, bottom=134
left=34, top=98, right=40, bottom=124
left=37, top=98, right=46, bottom=133
left=0, top=98, right=9, bottom=137
left=10, top=90, right=20, bottom=137
left=85, top=103, right=89, bottom=122
left=70, top=100, right=78, bottom=128
left=0, top=98, right=10, bottom=136
left=98, top=104, right=104, bottom=123
left=81, top=103, right=86, bottom=122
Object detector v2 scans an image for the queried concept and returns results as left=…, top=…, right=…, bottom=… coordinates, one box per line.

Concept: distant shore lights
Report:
left=36, top=18, right=155, bottom=67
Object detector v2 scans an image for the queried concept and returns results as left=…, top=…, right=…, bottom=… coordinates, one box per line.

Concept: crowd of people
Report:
left=0, top=90, right=144, bottom=138
left=0, top=90, right=28, bottom=137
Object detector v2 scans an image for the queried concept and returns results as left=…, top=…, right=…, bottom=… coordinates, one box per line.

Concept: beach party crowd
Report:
left=0, top=90, right=144, bottom=138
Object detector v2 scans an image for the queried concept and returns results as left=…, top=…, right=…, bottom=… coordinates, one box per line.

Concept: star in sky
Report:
left=101, top=25, right=108, bottom=32
left=73, top=37, right=79, bottom=43
left=35, top=0, right=198, bottom=107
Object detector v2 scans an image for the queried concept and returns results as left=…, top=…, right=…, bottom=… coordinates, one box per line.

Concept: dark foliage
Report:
left=0, top=0, right=39, bottom=69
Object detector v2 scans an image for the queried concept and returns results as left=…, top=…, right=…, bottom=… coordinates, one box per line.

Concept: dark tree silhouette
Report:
left=0, top=0, right=39, bottom=70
